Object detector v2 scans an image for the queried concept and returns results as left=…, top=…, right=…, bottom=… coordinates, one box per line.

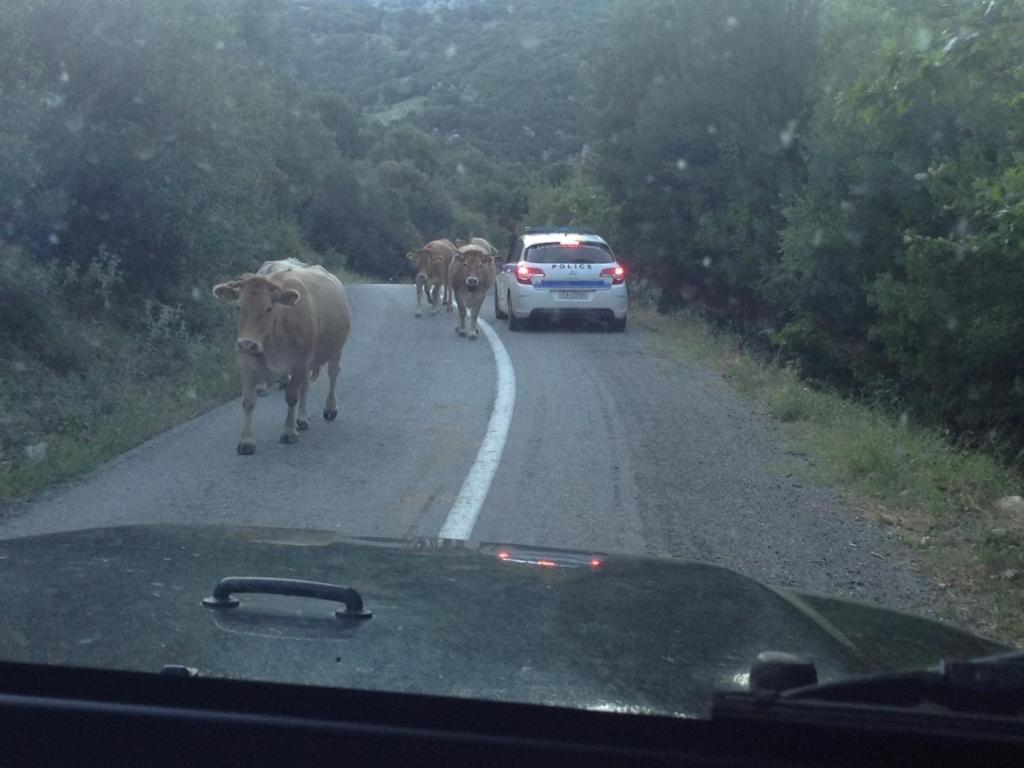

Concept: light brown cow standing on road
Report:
left=449, top=244, right=496, bottom=340
left=212, top=265, right=351, bottom=455
left=407, top=239, right=457, bottom=316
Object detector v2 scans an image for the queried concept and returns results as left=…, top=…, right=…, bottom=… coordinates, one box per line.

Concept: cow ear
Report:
left=273, top=288, right=301, bottom=306
left=405, top=251, right=417, bottom=262
left=212, top=281, right=242, bottom=302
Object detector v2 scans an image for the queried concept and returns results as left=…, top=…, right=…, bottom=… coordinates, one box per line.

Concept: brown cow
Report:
left=449, top=244, right=496, bottom=340
left=212, top=264, right=351, bottom=455
left=406, top=239, right=457, bottom=316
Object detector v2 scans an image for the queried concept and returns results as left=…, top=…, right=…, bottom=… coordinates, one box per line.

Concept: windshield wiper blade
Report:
left=773, top=651, right=1024, bottom=716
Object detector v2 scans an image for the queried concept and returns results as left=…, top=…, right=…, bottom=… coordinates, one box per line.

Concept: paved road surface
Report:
left=0, top=284, right=940, bottom=617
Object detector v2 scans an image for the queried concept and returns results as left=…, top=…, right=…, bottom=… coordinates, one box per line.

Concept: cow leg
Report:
left=323, top=355, right=341, bottom=421
left=280, top=373, right=301, bottom=444
left=429, top=283, right=440, bottom=315
left=235, top=357, right=263, bottom=455
left=296, top=370, right=310, bottom=432
left=415, top=276, right=425, bottom=318
left=455, top=295, right=467, bottom=337
left=467, top=303, right=479, bottom=340
left=237, top=384, right=258, bottom=455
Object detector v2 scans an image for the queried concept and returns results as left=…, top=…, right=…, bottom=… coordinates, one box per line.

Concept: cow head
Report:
left=406, top=248, right=445, bottom=283
left=453, top=247, right=494, bottom=293
left=212, top=275, right=300, bottom=355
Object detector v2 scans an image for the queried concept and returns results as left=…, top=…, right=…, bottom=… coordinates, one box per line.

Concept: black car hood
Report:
left=0, top=524, right=1007, bottom=718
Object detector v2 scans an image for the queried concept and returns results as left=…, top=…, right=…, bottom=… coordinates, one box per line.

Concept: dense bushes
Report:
left=582, top=0, right=1024, bottom=455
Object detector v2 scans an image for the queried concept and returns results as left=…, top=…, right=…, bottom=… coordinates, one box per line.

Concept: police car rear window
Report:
left=525, top=244, right=612, bottom=264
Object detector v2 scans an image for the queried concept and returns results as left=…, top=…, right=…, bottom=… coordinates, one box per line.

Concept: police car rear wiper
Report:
left=717, top=650, right=1024, bottom=717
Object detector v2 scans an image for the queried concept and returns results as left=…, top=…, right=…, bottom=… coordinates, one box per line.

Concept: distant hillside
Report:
left=284, top=0, right=615, bottom=163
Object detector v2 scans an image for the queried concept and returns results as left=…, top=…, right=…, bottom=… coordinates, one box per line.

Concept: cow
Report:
left=212, top=264, right=351, bottom=455
left=449, top=244, right=496, bottom=340
left=406, top=239, right=457, bottom=317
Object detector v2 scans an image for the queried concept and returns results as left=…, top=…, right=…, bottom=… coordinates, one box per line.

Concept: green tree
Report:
left=588, top=0, right=820, bottom=318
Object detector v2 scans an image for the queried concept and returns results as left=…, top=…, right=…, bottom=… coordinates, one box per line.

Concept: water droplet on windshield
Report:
left=134, top=147, right=157, bottom=161
left=24, top=442, right=48, bottom=463
left=445, top=44, right=457, bottom=58
left=725, top=16, right=739, bottom=30
left=914, top=28, right=933, bottom=50
left=520, top=36, right=539, bottom=51
left=780, top=120, right=798, bottom=148
left=676, top=158, right=688, bottom=171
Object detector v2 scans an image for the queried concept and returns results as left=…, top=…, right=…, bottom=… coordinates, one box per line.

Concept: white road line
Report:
left=438, top=317, right=516, bottom=540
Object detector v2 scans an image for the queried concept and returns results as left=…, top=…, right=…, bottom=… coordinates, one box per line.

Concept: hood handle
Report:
left=202, top=576, right=372, bottom=619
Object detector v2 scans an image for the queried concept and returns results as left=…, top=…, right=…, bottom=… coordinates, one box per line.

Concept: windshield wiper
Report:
left=785, top=650, right=1024, bottom=716
left=720, top=650, right=1024, bottom=717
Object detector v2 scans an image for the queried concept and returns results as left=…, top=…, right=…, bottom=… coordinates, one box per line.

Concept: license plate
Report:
left=558, top=291, right=591, bottom=300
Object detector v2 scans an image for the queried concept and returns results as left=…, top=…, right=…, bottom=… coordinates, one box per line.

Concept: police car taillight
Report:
left=600, top=265, right=626, bottom=285
left=516, top=265, right=545, bottom=285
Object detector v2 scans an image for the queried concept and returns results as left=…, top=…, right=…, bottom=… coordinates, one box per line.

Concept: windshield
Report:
left=1, top=0, right=1021, bottom=723
left=525, top=244, right=612, bottom=264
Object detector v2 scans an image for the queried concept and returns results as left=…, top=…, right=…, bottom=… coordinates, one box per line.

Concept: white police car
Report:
left=494, top=228, right=627, bottom=331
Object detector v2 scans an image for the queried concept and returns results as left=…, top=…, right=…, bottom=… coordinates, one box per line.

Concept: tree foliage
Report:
left=588, top=0, right=820, bottom=318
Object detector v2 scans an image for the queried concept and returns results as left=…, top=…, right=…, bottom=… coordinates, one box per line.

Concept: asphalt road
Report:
left=0, top=284, right=940, bottom=617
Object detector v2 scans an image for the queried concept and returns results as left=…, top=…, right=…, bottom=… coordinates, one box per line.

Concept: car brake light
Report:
left=516, top=265, right=545, bottom=285
left=561, top=240, right=582, bottom=248
left=600, top=265, right=626, bottom=285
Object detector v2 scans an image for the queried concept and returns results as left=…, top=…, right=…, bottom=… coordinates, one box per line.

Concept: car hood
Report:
left=0, top=524, right=1007, bottom=718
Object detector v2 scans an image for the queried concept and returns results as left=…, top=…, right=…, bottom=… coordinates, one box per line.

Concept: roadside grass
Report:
left=635, top=305, right=1024, bottom=646
left=334, top=263, right=374, bottom=284
left=0, top=328, right=237, bottom=506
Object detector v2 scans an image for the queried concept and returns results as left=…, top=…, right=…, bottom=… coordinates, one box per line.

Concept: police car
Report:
left=494, top=228, right=627, bottom=331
